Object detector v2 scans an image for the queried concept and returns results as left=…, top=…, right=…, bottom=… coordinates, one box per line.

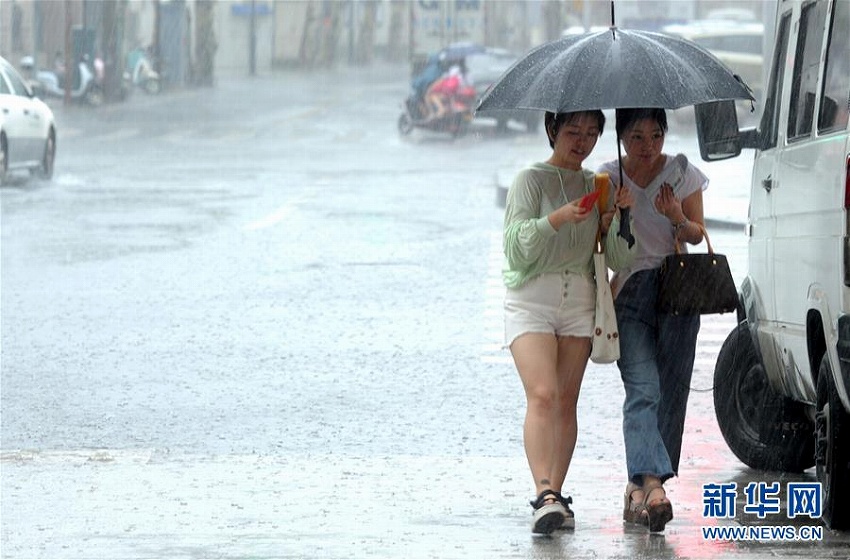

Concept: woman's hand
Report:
left=601, top=185, right=634, bottom=234
left=548, top=201, right=593, bottom=230
left=614, top=184, right=634, bottom=210
left=654, top=183, right=686, bottom=223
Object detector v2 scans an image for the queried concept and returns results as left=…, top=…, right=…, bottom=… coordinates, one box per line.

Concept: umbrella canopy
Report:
left=476, top=27, right=754, bottom=115
left=478, top=25, right=753, bottom=248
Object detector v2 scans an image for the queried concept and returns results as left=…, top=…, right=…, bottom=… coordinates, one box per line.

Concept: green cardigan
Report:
left=503, top=162, right=634, bottom=289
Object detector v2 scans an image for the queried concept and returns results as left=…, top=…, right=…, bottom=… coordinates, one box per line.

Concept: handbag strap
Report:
left=673, top=221, right=714, bottom=254
left=594, top=173, right=611, bottom=255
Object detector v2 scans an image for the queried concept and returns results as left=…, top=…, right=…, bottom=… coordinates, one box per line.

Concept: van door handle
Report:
left=762, top=176, right=773, bottom=193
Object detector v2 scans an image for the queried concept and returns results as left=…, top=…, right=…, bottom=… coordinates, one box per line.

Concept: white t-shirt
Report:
left=597, top=154, right=708, bottom=297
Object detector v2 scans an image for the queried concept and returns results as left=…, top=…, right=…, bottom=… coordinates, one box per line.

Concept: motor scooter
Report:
left=19, top=56, right=104, bottom=106
left=126, top=48, right=161, bottom=95
left=397, top=86, right=475, bottom=138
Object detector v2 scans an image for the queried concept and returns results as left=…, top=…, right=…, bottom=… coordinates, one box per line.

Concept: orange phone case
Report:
left=594, top=172, right=610, bottom=210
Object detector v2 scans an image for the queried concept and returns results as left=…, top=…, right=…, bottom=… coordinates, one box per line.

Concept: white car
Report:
left=0, top=55, right=56, bottom=184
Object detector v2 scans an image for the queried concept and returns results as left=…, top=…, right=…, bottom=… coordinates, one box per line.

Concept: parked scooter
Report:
left=126, top=48, right=161, bottom=95
left=397, top=87, right=475, bottom=138
left=19, top=55, right=104, bottom=106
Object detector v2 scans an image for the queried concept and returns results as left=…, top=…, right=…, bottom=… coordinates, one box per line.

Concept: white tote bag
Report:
left=590, top=247, right=620, bottom=364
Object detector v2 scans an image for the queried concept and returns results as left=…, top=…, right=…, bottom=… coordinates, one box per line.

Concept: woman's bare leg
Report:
left=511, top=333, right=561, bottom=495
left=550, top=335, right=590, bottom=490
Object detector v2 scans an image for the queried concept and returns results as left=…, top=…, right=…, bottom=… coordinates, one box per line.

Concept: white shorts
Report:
left=504, top=271, right=595, bottom=348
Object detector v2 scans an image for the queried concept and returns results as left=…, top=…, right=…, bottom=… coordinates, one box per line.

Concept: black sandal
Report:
left=529, top=489, right=566, bottom=535
left=555, top=492, right=575, bottom=529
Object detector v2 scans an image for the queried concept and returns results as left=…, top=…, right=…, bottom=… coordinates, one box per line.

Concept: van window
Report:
left=787, top=0, right=829, bottom=141
left=759, top=13, right=791, bottom=149
left=818, top=0, right=850, bottom=133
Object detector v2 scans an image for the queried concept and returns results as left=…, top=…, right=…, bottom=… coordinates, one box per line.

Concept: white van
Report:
left=695, top=0, right=849, bottom=529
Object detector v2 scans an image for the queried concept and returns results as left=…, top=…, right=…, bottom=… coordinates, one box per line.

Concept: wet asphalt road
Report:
left=2, top=62, right=849, bottom=558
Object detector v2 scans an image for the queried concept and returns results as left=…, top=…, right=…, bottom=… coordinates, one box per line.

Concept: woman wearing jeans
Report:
left=597, top=108, right=708, bottom=533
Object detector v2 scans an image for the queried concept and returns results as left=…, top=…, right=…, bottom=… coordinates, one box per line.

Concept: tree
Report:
left=385, top=0, right=407, bottom=63
left=354, top=0, right=378, bottom=65
left=101, top=0, right=126, bottom=102
left=318, top=1, right=343, bottom=67
left=194, top=0, right=216, bottom=85
left=543, top=0, right=564, bottom=43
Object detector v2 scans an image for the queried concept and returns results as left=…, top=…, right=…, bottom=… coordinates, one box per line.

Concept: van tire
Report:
left=816, top=356, right=850, bottom=529
left=713, top=324, right=814, bottom=472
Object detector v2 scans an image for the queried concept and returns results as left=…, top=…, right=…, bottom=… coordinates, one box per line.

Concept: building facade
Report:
left=0, top=0, right=769, bottom=83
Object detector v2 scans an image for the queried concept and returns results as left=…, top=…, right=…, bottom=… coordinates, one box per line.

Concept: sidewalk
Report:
left=493, top=125, right=751, bottom=230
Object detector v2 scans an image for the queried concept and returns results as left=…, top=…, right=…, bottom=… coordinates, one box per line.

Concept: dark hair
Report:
left=615, top=108, right=668, bottom=138
left=544, top=110, right=605, bottom=148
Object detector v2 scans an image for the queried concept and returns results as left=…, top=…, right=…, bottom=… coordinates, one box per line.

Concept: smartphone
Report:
left=578, top=190, right=601, bottom=211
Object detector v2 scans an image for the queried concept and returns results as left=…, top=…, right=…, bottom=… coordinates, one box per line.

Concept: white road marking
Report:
left=243, top=201, right=300, bottom=231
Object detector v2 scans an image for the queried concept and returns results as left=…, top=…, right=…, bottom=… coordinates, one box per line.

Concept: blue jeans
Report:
left=615, top=269, right=700, bottom=484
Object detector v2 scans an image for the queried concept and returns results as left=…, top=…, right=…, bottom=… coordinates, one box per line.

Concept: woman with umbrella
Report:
left=597, top=108, right=708, bottom=533
left=477, top=4, right=754, bottom=535
left=503, top=110, right=634, bottom=534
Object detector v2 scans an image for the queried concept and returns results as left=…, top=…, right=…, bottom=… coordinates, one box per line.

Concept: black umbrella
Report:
left=476, top=30, right=753, bottom=113
left=477, top=4, right=754, bottom=246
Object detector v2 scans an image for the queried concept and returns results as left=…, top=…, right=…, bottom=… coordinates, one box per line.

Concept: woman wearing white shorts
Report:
left=503, top=110, right=634, bottom=534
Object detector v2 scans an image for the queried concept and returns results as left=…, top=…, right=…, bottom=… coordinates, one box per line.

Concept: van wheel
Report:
left=713, top=324, right=814, bottom=472
left=816, top=356, right=850, bottom=529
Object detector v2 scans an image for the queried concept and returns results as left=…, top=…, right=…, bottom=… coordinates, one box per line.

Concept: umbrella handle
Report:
left=618, top=207, right=635, bottom=248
